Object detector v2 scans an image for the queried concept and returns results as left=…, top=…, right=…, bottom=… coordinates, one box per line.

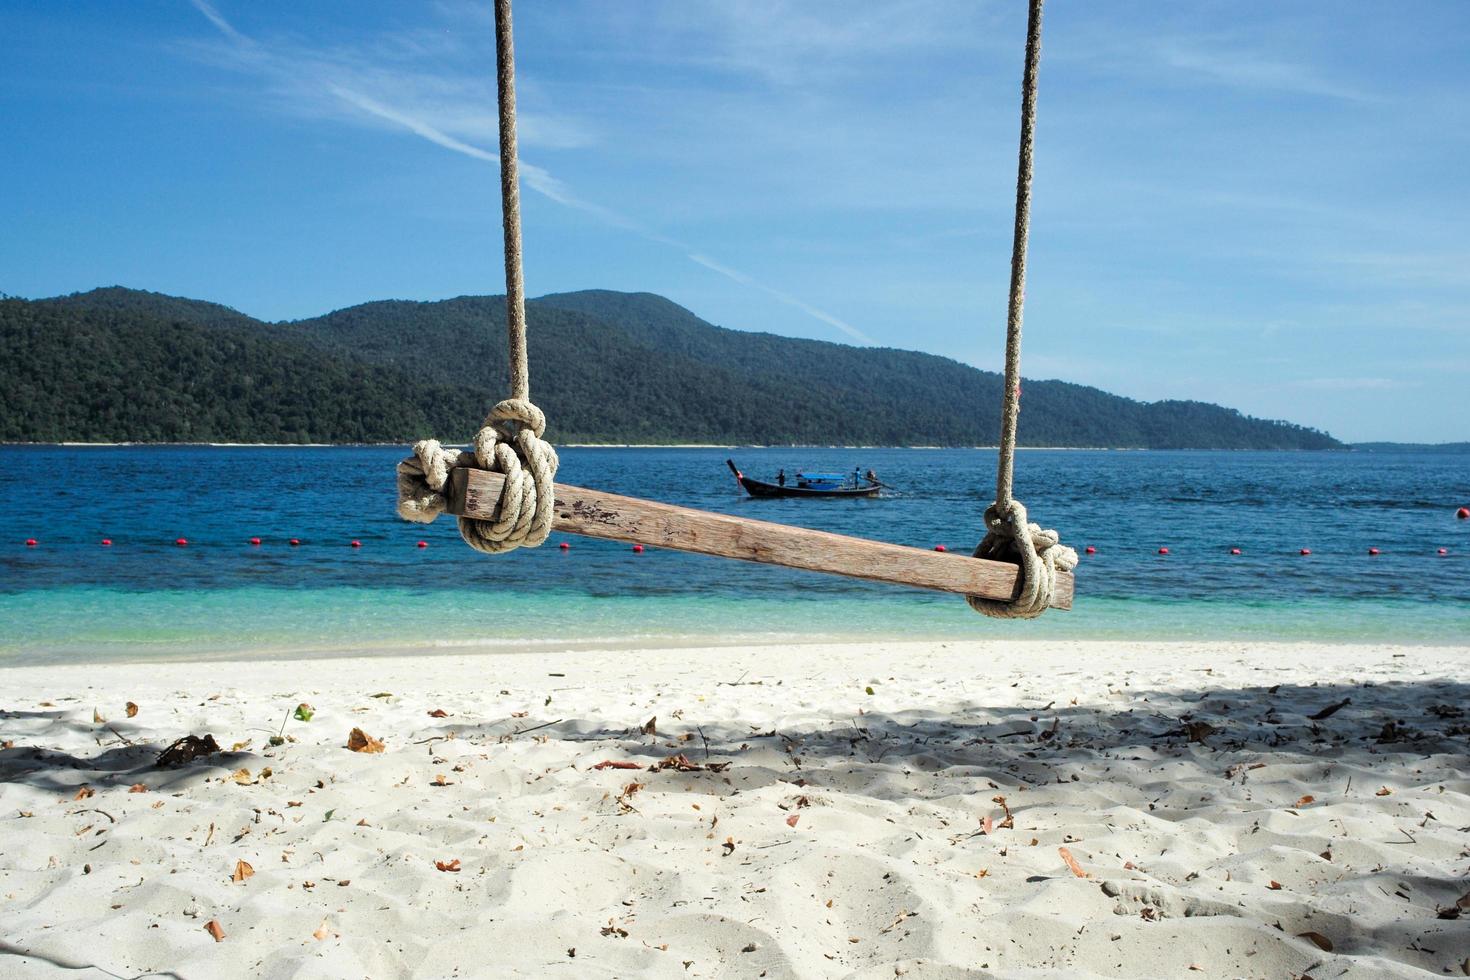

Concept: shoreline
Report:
left=2, top=639, right=1467, bottom=977
left=6, top=630, right=1470, bottom=672
left=2, top=441, right=1378, bottom=451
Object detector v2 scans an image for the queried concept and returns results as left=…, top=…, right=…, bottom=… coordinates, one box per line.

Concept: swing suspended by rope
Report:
left=396, top=0, right=1076, bottom=617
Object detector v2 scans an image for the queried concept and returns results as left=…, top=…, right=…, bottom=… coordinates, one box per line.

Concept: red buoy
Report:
left=249, top=537, right=262, bottom=546
left=25, top=538, right=37, bottom=547
left=1458, top=507, right=1469, bottom=520
left=289, top=538, right=301, bottom=547
left=1299, top=548, right=1311, bottom=556
left=933, top=544, right=947, bottom=552
left=632, top=544, right=644, bottom=553
left=350, top=540, right=361, bottom=548
left=558, top=542, right=570, bottom=550
left=1084, top=545, right=1095, bottom=555
left=1157, top=547, right=1169, bottom=555
left=416, top=541, right=428, bottom=549
left=1368, top=547, right=1380, bottom=555
left=1230, top=548, right=1241, bottom=555
left=1439, top=548, right=1449, bottom=556
left=101, top=538, right=112, bottom=547
left=175, top=537, right=188, bottom=546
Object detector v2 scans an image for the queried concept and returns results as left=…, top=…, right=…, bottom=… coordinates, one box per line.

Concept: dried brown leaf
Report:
left=156, top=733, right=220, bottom=767
left=1294, top=795, right=1315, bottom=808
left=1267, top=880, right=1283, bottom=890
left=592, top=760, right=641, bottom=770
left=128, top=783, right=147, bottom=794
left=1058, top=846, right=1088, bottom=878
left=125, top=701, right=139, bottom=718
left=1375, top=786, right=1392, bottom=797
left=1297, top=931, right=1333, bottom=951
left=642, top=717, right=657, bottom=735
left=427, top=709, right=449, bottom=718
left=231, top=859, right=254, bottom=883
left=346, top=728, right=384, bottom=753
left=73, top=785, right=94, bottom=800
left=435, top=858, right=461, bottom=872
left=786, top=813, right=800, bottom=828
left=204, top=919, right=225, bottom=942
left=651, top=753, right=730, bottom=773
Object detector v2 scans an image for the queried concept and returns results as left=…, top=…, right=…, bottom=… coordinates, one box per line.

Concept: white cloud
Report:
left=687, top=253, right=875, bottom=345
left=1292, top=377, right=1417, bottom=391
left=184, top=0, right=876, bottom=346
left=1153, top=39, right=1378, bottom=103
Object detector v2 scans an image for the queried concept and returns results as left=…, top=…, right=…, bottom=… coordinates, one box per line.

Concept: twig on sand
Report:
left=697, top=725, right=710, bottom=761
left=1307, top=698, right=1351, bottom=721
left=718, top=671, right=764, bottom=687
left=514, top=718, right=563, bottom=736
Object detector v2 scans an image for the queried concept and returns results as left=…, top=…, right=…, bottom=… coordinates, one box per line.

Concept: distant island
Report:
left=1, top=286, right=1342, bottom=449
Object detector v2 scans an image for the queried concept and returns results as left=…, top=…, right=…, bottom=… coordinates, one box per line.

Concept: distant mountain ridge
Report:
left=0, top=286, right=1341, bottom=448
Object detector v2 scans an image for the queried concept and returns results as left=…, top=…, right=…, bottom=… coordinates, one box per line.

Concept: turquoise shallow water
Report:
left=1, top=446, right=1467, bottom=664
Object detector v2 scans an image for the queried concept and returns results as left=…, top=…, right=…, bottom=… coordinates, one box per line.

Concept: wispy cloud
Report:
left=1153, top=39, right=1377, bottom=103
left=1062, top=22, right=1380, bottom=105
left=1293, top=377, right=1417, bottom=391
left=185, top=0, right=874, bottom=345
left=688, top=254, right=874, bottom=345
left=631, top=0, right=999, bottom=87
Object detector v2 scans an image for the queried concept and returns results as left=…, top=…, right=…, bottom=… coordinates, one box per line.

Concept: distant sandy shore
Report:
left=19, top=442, right=1118, bottom=450
left=2, top=640, right=1467, bottom=978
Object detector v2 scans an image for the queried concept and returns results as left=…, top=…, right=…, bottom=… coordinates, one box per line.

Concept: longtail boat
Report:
left=726, top=459, right=883, bottom=499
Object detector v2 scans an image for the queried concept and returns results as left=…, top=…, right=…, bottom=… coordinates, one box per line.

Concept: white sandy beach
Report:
left=2, top=640, right=1468, bottom=979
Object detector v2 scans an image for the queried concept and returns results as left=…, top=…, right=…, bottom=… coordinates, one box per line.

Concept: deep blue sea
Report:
left=1, top=446, right=1466, bottom=665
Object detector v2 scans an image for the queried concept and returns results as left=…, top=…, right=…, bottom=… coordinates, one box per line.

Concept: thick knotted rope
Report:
left=396, top=399, right=558, bottom=554
left=395, top=0, right=558, bottom=556
left=968, top=0, right=1074, bottom=619
left=967, top=499, right=1077, bottom=618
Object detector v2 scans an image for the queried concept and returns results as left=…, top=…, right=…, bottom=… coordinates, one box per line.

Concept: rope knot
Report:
left=395, top=400, right=558, bottom=555
left=967, top=498, right=1076, bottom=619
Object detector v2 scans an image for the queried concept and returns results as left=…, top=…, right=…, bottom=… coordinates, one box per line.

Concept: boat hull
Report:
left=726, top=459, right=882, bottom=498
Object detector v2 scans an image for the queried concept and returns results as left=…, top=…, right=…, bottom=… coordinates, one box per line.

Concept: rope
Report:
left=395, top=0, right=558, bottom=554
left=969, top=0, right=1076, bottom=618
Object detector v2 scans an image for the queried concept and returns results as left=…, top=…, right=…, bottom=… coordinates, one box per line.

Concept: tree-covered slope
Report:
left=3, top=286, right=1341, bottom=448
left=0, top=298, right=488, bottom=442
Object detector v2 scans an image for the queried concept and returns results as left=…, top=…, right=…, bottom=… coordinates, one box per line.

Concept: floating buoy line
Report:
left=11, top=537, right=1459, bottom=558
left=15, top=498, right=1470, bottom=557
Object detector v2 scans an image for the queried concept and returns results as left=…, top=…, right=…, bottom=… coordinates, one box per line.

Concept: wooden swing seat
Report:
left=446, top=467, right=1073, bottom=610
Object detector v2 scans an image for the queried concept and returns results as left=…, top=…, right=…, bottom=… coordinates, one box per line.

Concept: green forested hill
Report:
left=0, top=286, right=1340, bottom=448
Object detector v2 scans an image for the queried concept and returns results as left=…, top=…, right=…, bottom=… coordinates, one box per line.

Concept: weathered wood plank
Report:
left=445, top=467, right=1072, bottom=610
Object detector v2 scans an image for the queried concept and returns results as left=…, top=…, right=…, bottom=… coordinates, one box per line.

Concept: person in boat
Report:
left=865, top=469, right=879, bottom=484
left=777, top=469, right=786, bottom=487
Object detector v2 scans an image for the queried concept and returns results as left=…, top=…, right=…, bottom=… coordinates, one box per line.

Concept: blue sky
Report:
left=2, top=1, right=1466, bottom=442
